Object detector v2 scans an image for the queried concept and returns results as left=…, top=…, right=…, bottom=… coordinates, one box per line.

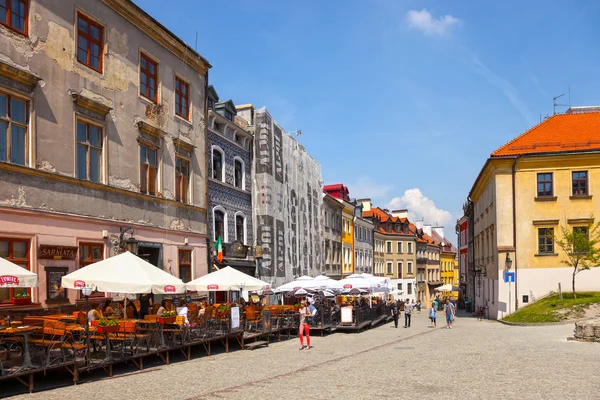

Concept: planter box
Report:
left=12, top=298, right=32, bottom=306
left=97, top=325, right=117, bottom=334
left=158, top=316, right=176, bottom=324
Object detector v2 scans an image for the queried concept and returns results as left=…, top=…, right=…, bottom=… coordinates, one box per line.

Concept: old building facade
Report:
left=0, top=0, right=210, bottom=307
left=322, top=192, right=343, bottom=279
left=206, top=87, right=254, bottom=276
left=324, top=184, right=355, bottom=277
left=353, top=204, right=374, bottom=275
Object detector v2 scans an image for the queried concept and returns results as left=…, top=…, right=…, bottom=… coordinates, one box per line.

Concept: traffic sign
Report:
left=504, top=271, right=515, bottom=283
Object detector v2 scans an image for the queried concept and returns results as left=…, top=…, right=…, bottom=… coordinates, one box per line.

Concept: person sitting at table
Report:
left=104, top=299, right=115, bottom=317
left=157, top=299, right=169, bottom=316
left=88, top=303, right=102, bottom=322
left=199, top=300, right=207, bottom=316
left=114, top=302, right=124, bottom=318
left=126, top=302, right=139, bottom=319
left=176, top=299, right=189, bottom=325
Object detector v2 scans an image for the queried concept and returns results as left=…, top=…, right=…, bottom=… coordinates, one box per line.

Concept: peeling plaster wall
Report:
left=0, top=0, right=208, bottom=235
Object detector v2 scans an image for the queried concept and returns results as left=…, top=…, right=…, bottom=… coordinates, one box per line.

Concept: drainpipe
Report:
left=511, top=156, right=521, bottom=310
left=204, top=68, right=211, bottom=276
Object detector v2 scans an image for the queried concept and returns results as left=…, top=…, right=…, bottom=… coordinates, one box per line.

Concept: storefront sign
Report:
left=343, top=284, right=352, bottom=289
left=341, top=307, right=353, bottom=323
left=254, top=244, right=263, bottom=259
left=45, top=266, right=68, bottom=303
left=74, top=280, right=86, bottom=288
left=226, top=241, right=249, bottom=259
left=207, top=284, right=219, bottom=290
left=0, top=275, right=19, bottom=286
left=163, top=285, right=176, bottom=293
left=230, top=306, right=240, bottom=329
left=39, top=245, right=78, bottom=260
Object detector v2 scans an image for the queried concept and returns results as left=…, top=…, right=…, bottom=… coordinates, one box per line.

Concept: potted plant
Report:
left=158, top=310, right=176, bottom=324
left=12, top=292, right=32, bottom=305
left=97, top=318, right=119, bottom=333
left=217, top=303, right=232, bottom=319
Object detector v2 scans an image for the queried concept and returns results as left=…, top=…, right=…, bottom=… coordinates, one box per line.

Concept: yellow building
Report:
left=468, top=108, right=600, bottom=319
left=324, top=184, right=355, bottom=276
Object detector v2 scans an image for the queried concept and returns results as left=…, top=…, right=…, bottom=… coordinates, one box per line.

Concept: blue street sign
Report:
left=504, top=271, right=515, bottom=283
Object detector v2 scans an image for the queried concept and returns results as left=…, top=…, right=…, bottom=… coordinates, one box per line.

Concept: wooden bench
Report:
left=244, top=340, right=268, bottom=350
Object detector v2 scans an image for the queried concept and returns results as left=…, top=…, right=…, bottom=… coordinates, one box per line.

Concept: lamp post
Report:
left=505, top=252, right=513, bottom=315
left=81, top=286, right=92, bottom=365
left=119, top=227, right=138, bottom=255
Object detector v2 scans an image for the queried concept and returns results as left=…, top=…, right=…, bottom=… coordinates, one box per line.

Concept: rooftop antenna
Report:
left=553, top=93, right=569, bottom=115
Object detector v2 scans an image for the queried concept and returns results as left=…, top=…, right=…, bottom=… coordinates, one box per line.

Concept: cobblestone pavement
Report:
left=5, top=311, right=600, bottom=400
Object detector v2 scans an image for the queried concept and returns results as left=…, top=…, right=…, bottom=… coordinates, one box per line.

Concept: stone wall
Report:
left=571, top=319, right=600, bottom=342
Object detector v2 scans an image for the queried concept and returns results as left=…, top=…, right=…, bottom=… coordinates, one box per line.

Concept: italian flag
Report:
left=215, top=236, right=223, bottom=263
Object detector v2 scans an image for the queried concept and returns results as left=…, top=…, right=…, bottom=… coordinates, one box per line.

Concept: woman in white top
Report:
left=176, top=299, right=189, bottom=325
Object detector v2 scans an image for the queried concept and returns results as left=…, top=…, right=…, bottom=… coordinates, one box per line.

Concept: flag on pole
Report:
left=215, top=236, right=223, bottom=263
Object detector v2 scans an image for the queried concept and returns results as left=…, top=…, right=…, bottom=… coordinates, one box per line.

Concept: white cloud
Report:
left=406, top=9, right=461, bottom=37
left=349, top=177, right=393, bottom=201
left=387, top=188, right=452, bottom=227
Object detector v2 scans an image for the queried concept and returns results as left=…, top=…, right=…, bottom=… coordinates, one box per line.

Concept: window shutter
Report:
left=140, top=163, right=148, bottom=193
left=148, top=165, right=156, bottom=195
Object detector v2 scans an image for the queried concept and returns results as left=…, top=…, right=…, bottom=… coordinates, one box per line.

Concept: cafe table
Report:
left=0, top=325, right=41, bottom=372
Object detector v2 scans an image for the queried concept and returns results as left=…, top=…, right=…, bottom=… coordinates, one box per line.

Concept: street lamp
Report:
left=125, top=236, right=139, bottom=254
left=505, top=252, right=513, bottom=270
left=119, top=227, right=138, bottom=254
left=81, top=286, right=93, bottom=365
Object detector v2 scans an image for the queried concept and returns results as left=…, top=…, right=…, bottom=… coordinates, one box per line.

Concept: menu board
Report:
left=45, top=266, right=68, bottom=303
left=230, top=306, right=240, bottom=329
left=341, top=307, right=353, bottom=324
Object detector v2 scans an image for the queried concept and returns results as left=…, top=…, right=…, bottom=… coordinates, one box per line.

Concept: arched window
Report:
left=213, top=206, right=227, bottom=242
left=233, top=157, right=245, bottom=189
left=211, top=145, right=224, bottom=182
left=235, top=212, right=246, bottom=244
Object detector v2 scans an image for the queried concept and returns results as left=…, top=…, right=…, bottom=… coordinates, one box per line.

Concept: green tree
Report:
left=554, top=219, right=600, bottom=299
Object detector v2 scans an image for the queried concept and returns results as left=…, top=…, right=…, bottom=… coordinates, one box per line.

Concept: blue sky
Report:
left=138, top=0, right=600, bottom=240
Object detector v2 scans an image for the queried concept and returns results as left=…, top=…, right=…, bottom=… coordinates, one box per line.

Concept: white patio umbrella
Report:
left=0, top=257, right=38, bottom=288
left=435, top=284, right=460, bottom=292
left=61, top=251, right=186, bottom=294
left=185, top=266, right=269, bottom=292
left=359, top=274, right=391, bottom=293
left=276, top=277, right=334, bottom=292
left=328, top=277, right=375, bottom=290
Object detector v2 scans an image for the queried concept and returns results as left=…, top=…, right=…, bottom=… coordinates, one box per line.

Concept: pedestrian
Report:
left=429, top=302, right=437, bottom=328
left=444, top=299, right=456, bottom=329
left=416, top=300, right=422, bottom=312
left=298, top=300, right=312, bottom=350
left=404, top=301, right=412, bottom=328
left=391, top=300, right=400, bottom=328
left=139, top=292, right=154, bottom=319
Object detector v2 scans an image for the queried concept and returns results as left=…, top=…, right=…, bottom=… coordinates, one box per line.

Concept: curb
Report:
left=497, top=317, right=590, bottom=327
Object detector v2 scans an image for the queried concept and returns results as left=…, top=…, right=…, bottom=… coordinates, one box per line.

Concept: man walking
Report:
left=444, top=299, right=455, bottom=329
left=391, top=299, right=400, bottom=328
left=404, top=301, right=412, bottom=328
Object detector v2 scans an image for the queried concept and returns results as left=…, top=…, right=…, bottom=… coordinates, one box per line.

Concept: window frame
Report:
left=178, top=249, right=192, bottom=283
left=79, top=242, right=104, bottom=297
left=386, top=261, right=393, bottom=275
left=397, top=261, right=403, bottom=278
left=572, top=171, right=588, bottom=196
left=537, top=172, right=554, bottom=198
left=407, top=242, right=413, bottom=254
left=175, top=76, right=190, bottom=120
left=0, top=0, right=28, bottom=36
left=211, top=145, right=225, bottom=182
left=407, top=261, right=413, bottom=274
left=397, top=241, right=403, bottom=254
left=233, top=156, right=245, bottom=189
left=140, top=52, right=158, bottom=103
left=175, top=156, right=190, bottom=203
left=75, top=119, right=103, bottom=183
left=0, top=237, right=30, bottom=302
left=537, top=227, right=554, bottom=254
left=386, top=241, right=392, bottom=254
left=213, top=206, right=227, bottom=242
left=139, top=143, right=158, bottom=195
left=0, top=90, right=29, bottom=166
left=234, top=211, right=246, bottom=244
left=76, top=13, right=104, bottom=73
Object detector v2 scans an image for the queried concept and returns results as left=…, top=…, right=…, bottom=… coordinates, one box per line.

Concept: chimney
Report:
left=392, top=209, right=408, bottom=219
left=357, top=198, right=371, bottom=212
left=415, top=220, right=423, bottom=230
left=433, top=226, right=445, bottom=240
left=422, top=224, right=432, bottom=237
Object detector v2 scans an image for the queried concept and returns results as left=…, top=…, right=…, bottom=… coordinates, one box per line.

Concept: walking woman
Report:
left=298, top=300, right=311, bottom=350
left=404, top=301, right=412, bottom=328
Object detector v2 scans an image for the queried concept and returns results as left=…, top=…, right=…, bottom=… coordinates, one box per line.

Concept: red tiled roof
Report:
left=492, top=112, right=600, bottom=157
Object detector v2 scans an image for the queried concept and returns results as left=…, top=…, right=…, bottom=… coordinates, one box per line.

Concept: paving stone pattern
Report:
left=5, top=311, right=600, bottom=400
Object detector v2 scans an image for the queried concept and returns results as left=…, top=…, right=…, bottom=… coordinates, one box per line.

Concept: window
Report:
left=0, top=92, right=27, bottom=166
left=538, top=228, right=554, bottom=254
left=208, top=97, right=215, bottom=110
left=214, top=209, right=225, bottom=241
left=212, top=147, right=223, bottom=181
left=0, top=0, right=27, bottom=34
left=140, top=145, right=157, bottom=195
left=79, top=243, right=103, bottom=297
left=232, top=158, right=243, bottom=189
left=77, top=14, right=103, bottom=72
left=0, top=238, right=29, bottom=302
left=140, top=53, right=158, bottom=102
left=175, top=157, right=190, bottom=203
left=224, top=110, right=234, bottom=121
left=397, top=283, right=402, bottom=291
left=537, top=173, right=553, bottom=197
left=397, top=262, right=403, bottom=278
left=76, top=120, right=102, bottom=182
left=407, top=261, right=413, bottom=274
left=572, top=171, right=588, bottom=196
left=386, top=241, right=392, bottom=253
left=407, top=283, right=412, bottom=295
left=397, top=241, right=403, bottom=253
left=175, top=77, right=189, bottom=120
left=386, top=262, right=392, bottom=275
left=236, top=214, right=245, bottom=243
left=408, top=242, right=413, bottom=253
left=179, top=249, right=192, bottom=283
left=355, top=226, right=358, bottom=239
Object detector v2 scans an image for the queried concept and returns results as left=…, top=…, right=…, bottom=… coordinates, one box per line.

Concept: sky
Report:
left=138, top=0, right=600, bottom=242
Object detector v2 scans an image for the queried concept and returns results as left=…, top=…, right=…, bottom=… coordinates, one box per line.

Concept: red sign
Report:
left=163, top=285, right=176, bottom=293
left=73, top=280, right=86, bottom=288
left=207, top=284, right=219, bottom=290
left=343, top=284, right=352, bottom=289
left=0, top=275, right=19, bottom=285
left=293, top=286, right=301, bottom=290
